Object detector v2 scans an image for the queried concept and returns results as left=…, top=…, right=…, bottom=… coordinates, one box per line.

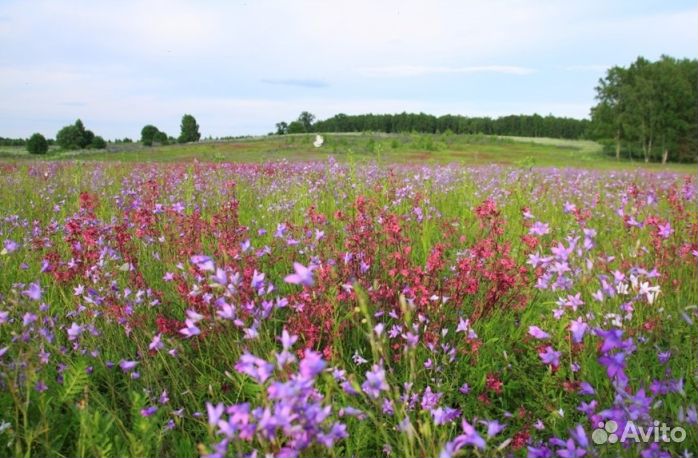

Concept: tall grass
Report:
left=0, top=160, right=695, bottom=457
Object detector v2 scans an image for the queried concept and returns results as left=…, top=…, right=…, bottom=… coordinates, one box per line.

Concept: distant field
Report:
left=1, top=133, right=694, bottom=171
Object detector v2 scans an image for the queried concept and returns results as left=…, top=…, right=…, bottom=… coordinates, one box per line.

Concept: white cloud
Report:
left=356, top=65, right=535, bottom=77
left=563, top=65, right=610, bottom=72
left=0, top=1, right=695, bottom=137
left=260, top=79, right=329, bottom=88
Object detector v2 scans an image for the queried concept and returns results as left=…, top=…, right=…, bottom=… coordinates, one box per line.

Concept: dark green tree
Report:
left=275, top=121, right=288, bottom=135
left=26, top=133, right=48, bottom=154
left=310, top=112, right=588, bottom=139
left=72, top=119, right=95, bottom=148
left=591, top=66, right=628, bottom=160
left=298, top=112, right=315, bottom=132
left=56, top=124, right=83, bottom=150
left=653, top=56, right=696, bottom=163
left=56, top=119, right=101, bottom=150
left=287, top=121, right=305, bottom=134
left=178, top=114, right=201, bottom=143
left=590, top=55, right=697, bottom=163
left=154, top=131, right=169, bottom=145
left=141, top=125, right=160, bottom=146
left=90, top=136, right=107, bottom=149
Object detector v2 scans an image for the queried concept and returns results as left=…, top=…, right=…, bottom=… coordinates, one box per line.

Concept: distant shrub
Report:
left=56, top=119, right=98, bottom=150
left=56, top=124, right=82, bottom=149
left=90, top=136, right=107, bottom=149
left=178, top=114, right=201, bottom=143
left=140, top=125, right=172, bottom=147
left=365, top=138, right=376, bottom=153
left=154, top=131, right=169, bottom=145
left=0, top=137, right=27, bottom=146
left=27, top=133, right=48, bottom=154
left=287, top=121, right=305, bottom=134
left=141, top=125, right=159, bottom=147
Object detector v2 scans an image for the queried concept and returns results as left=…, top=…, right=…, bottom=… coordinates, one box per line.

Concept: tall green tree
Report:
left=154, top=131, right=169, bottom=145
left=140, top=125, right=160, bottom=146
left=90, top=136, right=107, bottom=149
left=74, top=119, right=95, bottom=148
left=287, top=121, right=305, bottom=134
left=591, top=66, right=628, bottom=160
left=624, top=57, right=658, bottom=162
left=56, top=119, right=102, bottom=150
left=298, top=112, right=315, bottom=132
left=178, top=114, right=201, bottom=143
left=275, top=122, right=288, bottom=135
left=653, top=56, right=696, bottom=163
left=590, top=56, right=697, bottom=163
left=26, top=133, right=48, bottom=154
left=56, top=121, right=83, bottom=150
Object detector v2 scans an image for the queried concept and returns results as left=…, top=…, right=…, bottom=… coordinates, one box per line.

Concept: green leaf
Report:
left=60, top=360, right=88, bottom=403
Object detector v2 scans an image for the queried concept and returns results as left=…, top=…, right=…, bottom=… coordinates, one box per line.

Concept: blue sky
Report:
left=0, top=0, right=695, bottom=139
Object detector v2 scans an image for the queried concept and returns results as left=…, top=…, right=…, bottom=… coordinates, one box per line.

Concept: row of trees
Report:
left=276, top=112, right=590, bottom=139
left=140, top=125, right=172, bottom=146
left=141, top=114, right=201, bottom=146
left=22, top=114, right=202, bottom=154
left=589, top=55, right=697, bottom=163
left=1, top=137, right=37, bottom=147
left=25, top=119, right=108, bottom=154
left=56, top=119, right=107, bottom=150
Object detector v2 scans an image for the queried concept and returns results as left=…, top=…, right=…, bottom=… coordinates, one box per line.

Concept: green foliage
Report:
left=0, top=136, right=27, bottom=146
left=287, top=120, right=305, bottom=134
left=140, top=125, right=160, bottom=147
left=275, top=121, right=288, bottom=135
left=298, top=111, right=315, bottom=132
left=126, top=393, right=163, bottom=457
left=56, top=119, right=100, bottom=151
left=90, top=136, right=107, bottom=149
left=154, top=131, right=169, bottom=145
left=307, top=112, right=589, bottom=139
left=590, top=55, right=697, bottom=163
left=60, top=361, right=89, bottom=403
left=0, top=160, right=694, bottom=457
left=178, top=114, right=201, bottom=144
left=76, top=408, right=120, bottom=458
left=10, top=130, right=696, bottom=171
left=142, top=125, right=170, bottom=146
left=56, top=124, right=83, bottom=150
left=278, top=113, right=316, bottom=134
left=26, top=133, right=48, bottom=154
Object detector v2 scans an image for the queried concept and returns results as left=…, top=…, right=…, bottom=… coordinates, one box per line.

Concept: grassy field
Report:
left=0, top=156, right=696, bottom=458
left=2, top=133, right=695, bottom=171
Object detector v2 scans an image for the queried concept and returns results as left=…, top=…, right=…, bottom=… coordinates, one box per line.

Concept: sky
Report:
left=0, top=0, right=695, bottom=139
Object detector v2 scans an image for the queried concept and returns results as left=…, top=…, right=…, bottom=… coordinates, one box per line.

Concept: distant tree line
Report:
left=276, top=111, right=589, bottom=139
left=140, top=114, right=201, bottom=146
left=1, top=137, right=35, bottom=147
left=590, top=55, right=697, bottom=163
left=55, top=119, right=107, bottom=151
left=141, top=125, right=173, bottom=146
left=15, top=113, right=203, bottom=155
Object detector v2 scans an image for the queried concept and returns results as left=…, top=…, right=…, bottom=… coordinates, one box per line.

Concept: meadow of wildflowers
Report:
left=0, top=159, right=696, bottom=457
